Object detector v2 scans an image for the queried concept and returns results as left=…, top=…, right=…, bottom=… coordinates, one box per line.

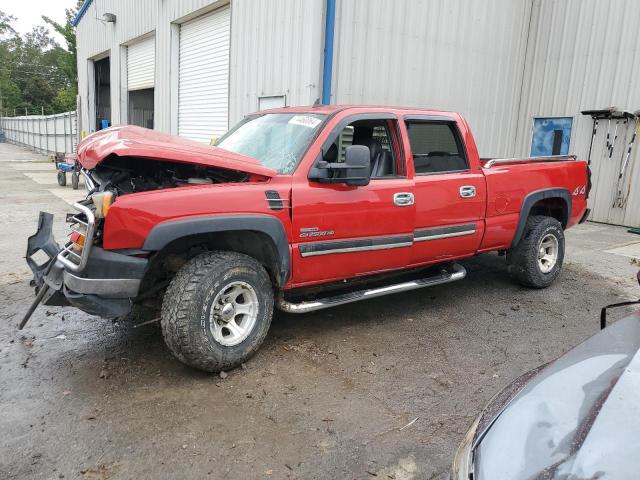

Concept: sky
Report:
left=0, top=0, right=76, bottom=46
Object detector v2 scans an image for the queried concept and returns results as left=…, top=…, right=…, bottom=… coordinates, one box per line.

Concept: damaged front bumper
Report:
left=24, top=209, right=148, bottom=322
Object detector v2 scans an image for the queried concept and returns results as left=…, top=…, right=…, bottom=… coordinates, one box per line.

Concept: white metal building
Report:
left=74, top=0, right=640, bottom=227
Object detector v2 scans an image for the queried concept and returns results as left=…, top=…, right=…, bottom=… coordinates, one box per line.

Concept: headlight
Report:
left=450, top=416, right=479, bottom=480
left=92, top=191, right=114, bottom=218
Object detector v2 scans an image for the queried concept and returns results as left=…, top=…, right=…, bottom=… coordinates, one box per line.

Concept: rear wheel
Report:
left=57, top=171, right=66, bottom=186
left=71, top=172, right=79, bottom=190
left=507, top=215, right=564, bottom=288
left=161, top=251, right=274, bottom=372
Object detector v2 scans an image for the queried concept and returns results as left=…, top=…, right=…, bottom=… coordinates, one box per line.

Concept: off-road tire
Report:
left=71, top=172, right=79, bottom=190
left=507, top=215, right=564, bottom=288
left=57, top=171, right=66, bottom=186
left=160, top=251, right=274, bottom=372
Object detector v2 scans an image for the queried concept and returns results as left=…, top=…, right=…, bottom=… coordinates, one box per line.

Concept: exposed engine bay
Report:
left=88, top=155, right=250, bottom=195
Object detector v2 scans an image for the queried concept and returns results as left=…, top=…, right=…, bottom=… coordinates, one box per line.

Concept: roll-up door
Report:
left=178, top=7, right=231, bottom=143
left=127, top=36, right=155, bottom=91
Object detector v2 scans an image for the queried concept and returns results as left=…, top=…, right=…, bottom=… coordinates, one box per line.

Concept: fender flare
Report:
left=142, top=215, right=290, bottom=286
left=512, top=188, right=571, bottom=247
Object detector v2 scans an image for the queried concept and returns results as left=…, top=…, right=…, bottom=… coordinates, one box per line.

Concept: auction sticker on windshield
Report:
left=288, top=115, right=322, bottom=129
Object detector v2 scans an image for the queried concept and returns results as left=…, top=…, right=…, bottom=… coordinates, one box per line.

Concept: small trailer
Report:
left=55, top=153, right=81, bottom=190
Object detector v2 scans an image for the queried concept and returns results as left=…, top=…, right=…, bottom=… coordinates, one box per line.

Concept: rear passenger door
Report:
left=404, top=117, right=486, bottom=265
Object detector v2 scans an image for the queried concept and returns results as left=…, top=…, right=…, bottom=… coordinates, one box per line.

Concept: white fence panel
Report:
left=0, top=111, right=78, bottom=154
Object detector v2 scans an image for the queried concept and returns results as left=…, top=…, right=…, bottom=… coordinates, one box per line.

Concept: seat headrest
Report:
left=325, top=143, right=338, bottom=162
left=355, top=138, right=382, bottom=159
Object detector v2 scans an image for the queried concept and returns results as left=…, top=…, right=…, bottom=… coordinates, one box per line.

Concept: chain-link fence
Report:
left=0, top=111, right=78, bottom=155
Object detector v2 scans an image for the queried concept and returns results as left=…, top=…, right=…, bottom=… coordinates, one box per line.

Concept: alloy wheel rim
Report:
left=537, top=233, right=559, bottom=273
left=209, top=281, right=259, bottom=346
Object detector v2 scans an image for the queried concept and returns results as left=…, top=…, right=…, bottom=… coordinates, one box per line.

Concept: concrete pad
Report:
left=605, top=242, right=640, bottom=259
left=20, top=172, right=85, bottom=194
left=2, top=144, right=85, bottom=205
left=564, top=222, right=639, bottom=295
left=47, top=188, right=87, bottom=205
left=10, top=162, right=56, bottom=172
left=21, top=171, right=60, bottom=185
left=0, top=143, right=47, bottom=162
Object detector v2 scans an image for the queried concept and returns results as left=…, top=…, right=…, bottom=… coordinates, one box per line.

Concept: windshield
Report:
left=216, top=113, right=326, bottom=174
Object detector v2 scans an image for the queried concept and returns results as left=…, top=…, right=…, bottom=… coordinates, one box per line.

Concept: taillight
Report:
left=70, top=230, right=86, bottom=252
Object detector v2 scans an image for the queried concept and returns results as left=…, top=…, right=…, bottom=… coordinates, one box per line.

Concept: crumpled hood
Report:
left=475, top=311, right=640, bottom=480
left=76, top=125, right=277, bottom=178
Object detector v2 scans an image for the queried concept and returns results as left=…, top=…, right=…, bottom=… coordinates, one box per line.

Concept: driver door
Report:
left=290, top=114, right=415, bottom=287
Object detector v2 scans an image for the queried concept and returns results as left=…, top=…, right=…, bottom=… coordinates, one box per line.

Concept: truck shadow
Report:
left=269, top=253, right=513, bottom=335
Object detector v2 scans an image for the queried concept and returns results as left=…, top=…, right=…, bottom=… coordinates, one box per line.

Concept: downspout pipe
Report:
left=321, top=0, right=336, bottom=105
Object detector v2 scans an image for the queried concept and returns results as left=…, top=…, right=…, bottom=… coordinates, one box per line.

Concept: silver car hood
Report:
left=474, top=311, right=640, bottom=480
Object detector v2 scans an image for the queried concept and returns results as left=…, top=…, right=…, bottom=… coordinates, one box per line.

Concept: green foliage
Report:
left=0, top=77, right=22, bottom=108
left=42, top=0, right=83, bottom=86
left=0, top=11, right=17, bottom=36
left=53, top=84, right=78, bottom=112
left=0, top=3, right=81, bottom=116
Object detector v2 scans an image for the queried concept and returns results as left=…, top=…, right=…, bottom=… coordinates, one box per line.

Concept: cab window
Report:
left=406, top=121, right=468, bottom=174
left=323, top=119, right=403, bottom=178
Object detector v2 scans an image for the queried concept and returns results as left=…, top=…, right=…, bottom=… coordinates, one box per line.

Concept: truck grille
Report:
left=57, top=200, right=96, bottom=272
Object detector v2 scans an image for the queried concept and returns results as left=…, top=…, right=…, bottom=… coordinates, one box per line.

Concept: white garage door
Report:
left=127, top=36, right=155, bottom=90
left=178, top=7, right=230, bottom=143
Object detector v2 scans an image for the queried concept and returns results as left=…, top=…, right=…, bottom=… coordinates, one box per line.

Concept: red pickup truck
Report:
left=24, top=106, right=589, bottom=372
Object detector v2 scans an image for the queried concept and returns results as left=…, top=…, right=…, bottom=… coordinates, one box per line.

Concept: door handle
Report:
left=393, top=192, right=415, bottom=206
left=459, top=186, right=476, bottom=198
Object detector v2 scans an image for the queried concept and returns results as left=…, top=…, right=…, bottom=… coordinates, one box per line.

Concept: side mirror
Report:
left=343, top=145, right=371, bottom=186
left=308, top=145, right=371, bottom=186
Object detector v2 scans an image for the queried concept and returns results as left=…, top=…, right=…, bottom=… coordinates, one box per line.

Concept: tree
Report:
left=52, top=85, right=77, bottom=112
left=0, top=2, right=82, bottom=116
left=42, top=1, right=84, bottom=107
left=0, top=77, right=23, bottom=113
left=0, top=11, right=16, bottom=37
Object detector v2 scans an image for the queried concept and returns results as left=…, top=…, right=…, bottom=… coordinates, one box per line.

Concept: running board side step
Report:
left=277, top=263, right=467, bottom=314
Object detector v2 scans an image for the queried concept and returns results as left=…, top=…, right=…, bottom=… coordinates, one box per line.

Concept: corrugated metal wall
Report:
left=516, top=0, right=640, bottom=227
left=75, top=0, right=157, bottom=132
left=75, top=0, right=230, bottom=134
left=75, top=0, right=322, bottom=134
left=228, top=0, right=324, bottom=125
left=74, top=0, right=640, bottom=226
left=331, top=0, right=534, bottom=157
left=2, top=112, right=78, bottom=154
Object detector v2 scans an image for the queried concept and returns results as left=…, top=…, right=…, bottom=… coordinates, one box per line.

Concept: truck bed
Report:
left=477, top=154, right=588, bottom=252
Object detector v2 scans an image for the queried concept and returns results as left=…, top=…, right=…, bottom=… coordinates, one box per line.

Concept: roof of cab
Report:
left=258, top=104, right=458, bottom=117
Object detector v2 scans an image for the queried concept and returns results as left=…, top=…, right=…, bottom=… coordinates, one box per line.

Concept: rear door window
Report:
left=405, top=122, right=468, bottom=174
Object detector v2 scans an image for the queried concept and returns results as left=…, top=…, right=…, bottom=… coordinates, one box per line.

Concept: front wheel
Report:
left=57, top=170, right=66, bottom=186
left=507, top=215, right=565, bottom=288
left=161, top=251, right=274, bottom=372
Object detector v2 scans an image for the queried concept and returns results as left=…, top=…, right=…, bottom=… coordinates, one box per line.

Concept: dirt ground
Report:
left=1, top=143, right=639, bottom=480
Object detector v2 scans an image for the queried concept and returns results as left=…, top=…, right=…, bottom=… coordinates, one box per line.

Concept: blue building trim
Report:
left=321, top=0, right=336, bottom=105
left=72, top=0, right=93, bottom=27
